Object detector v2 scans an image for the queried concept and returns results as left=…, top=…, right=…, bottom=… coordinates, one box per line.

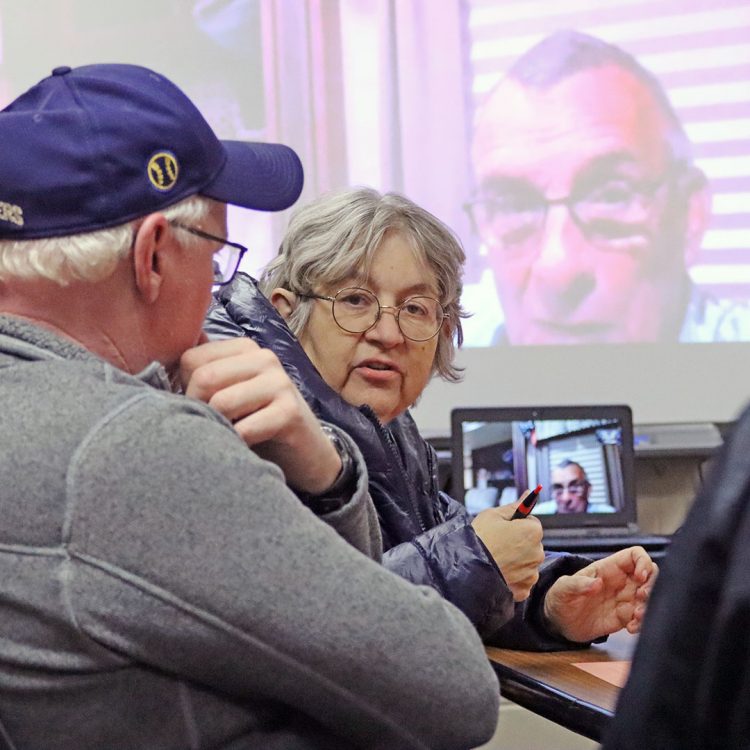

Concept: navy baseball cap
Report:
left=0, top=63, right=304, bottom=239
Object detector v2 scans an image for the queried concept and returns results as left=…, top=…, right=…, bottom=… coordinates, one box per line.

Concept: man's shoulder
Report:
left=588, top=503, right=616, bottom=513
left=681, top=288, right=750, bottom=342
left=534, top=499, right=557, bottom=514
left=1, top=353, right=232, bottom=448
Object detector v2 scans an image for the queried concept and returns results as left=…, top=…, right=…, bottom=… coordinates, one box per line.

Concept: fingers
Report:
left=588, top=547, right=657, bottom=587
left=495, top=504, right=545, bottom=536
left=511, top=487, right=533, bottom=516
left=620, top=545, right=658, bottom=580
left=471, top=509, right=544, bottom=602
left=627, top=545, right=658, bottom=582
left=635, top=584, right=652, bottom=602
left=510, top=570, right=540, bottom=602
left=230, top=382, right=304, bottom=447
left=180, top=341, right=299, bottom=441
left=634, top=561, right=658, bottom=608
left=625, top=604, right=647, bottom=634
left=471, top=509, right=544, bottom=553
left=495, top=503, right=519, bottom=521
left=546, top=554, right=654, bottom=642
left=199, top=358, right=298, bottom=435
left=569, top=557, right=599, bottom=581
left=180, top=338, right=265, bottom=398
left=574, top=575, right=602, bottom=595
left=556, top=572, right=603, bottom=599
left=178, top=338, right=342, bottom=493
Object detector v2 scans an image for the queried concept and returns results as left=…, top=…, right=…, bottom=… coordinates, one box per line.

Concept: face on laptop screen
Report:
left=451, top=406, right=636, bottom=530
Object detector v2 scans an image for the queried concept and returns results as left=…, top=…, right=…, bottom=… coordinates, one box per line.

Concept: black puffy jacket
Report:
left=205, top=273, right=589, bottom=649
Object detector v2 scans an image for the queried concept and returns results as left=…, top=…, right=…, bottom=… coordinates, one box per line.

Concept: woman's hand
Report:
left=542, top=546, right=659, bottom=642
left=471, top=499, right=545, bottom=601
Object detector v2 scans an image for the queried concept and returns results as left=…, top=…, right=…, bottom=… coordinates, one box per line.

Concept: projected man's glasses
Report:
left=466, top=175, right=671, bottom=253
left=551, top=480, right=589, bottom=498
left=296, top=287, right=446, bottom=341
left=170, top=222, right=248, bottom=285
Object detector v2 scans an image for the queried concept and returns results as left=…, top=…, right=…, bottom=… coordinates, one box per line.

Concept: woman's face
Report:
left=290, top=232, right=444, bottom=424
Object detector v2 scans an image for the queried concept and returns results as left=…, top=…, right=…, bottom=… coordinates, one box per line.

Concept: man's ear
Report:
left=132, top=213, right=171, bottom=304
left=270, top=287, right=298, bottom=321
left=682, top=168, right=712, bottom=269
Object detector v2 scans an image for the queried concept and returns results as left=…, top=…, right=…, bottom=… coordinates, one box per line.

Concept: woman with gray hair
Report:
left=206, top=186, right=657, bottom=648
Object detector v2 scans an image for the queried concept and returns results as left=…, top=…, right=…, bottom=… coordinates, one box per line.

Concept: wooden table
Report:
left=485, top=630, right=636, bottom=742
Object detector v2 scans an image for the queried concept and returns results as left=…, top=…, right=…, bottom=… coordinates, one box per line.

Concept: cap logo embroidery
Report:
left=147, top=151, right=179, bottom=191
left=0, top=201, right=24, bottom=227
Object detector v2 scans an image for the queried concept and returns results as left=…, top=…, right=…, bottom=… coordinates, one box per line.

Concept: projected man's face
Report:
left=551, top=463, right=590, bottom=514
left=471, top=65, right=708, bottom=345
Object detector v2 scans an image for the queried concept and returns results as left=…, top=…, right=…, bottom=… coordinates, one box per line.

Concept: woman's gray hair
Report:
left=0, top=195, right=213, bottom=286
left=259, top=186, right=468, bottom=382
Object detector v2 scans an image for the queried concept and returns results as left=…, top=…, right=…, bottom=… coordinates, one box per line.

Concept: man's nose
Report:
left=531, top=204, right=596, bottom=308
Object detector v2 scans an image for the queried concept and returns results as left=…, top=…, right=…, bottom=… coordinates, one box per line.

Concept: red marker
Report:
left=511, top=485, right=542, bottom=520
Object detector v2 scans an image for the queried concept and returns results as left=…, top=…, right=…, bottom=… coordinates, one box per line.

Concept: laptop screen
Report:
left=450, top=405, right=637, bottom=533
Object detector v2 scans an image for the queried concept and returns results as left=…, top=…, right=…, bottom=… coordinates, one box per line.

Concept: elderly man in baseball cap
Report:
left=0, top=65, right=500, bottom=750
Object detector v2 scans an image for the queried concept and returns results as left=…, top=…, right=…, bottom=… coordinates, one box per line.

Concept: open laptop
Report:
left=450, top=405, right=670, bottom=559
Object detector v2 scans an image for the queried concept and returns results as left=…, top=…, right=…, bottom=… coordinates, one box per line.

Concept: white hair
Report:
left=0, top=195, right=214, bottom=286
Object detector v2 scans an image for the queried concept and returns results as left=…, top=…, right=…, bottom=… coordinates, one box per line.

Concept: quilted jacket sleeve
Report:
left=381, top=491, right=516, bottom=637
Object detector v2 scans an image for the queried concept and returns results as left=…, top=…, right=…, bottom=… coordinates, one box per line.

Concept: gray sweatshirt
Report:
left=0, top=315, right=499, bottom=750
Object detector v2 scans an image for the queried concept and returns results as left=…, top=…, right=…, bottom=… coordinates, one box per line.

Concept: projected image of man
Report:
left=468, top=30, right=749, bottom=346
left=536, top=460, right=616, bottom=514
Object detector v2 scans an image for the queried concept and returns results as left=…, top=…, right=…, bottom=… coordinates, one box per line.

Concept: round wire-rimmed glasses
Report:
left=551, top=480, right=589, bottom=499
left=296, top=286, right=447, bottom=342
